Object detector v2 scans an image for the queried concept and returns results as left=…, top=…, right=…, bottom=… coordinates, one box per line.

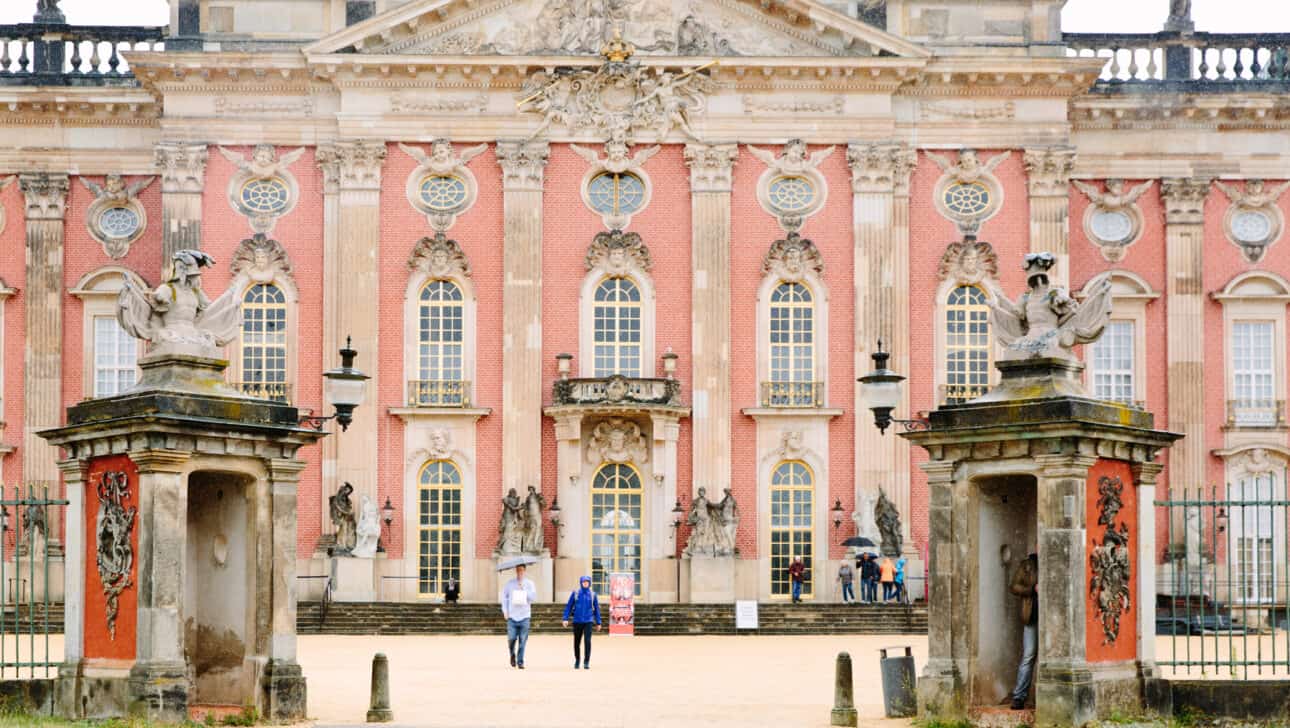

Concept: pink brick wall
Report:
left=0, top=181, right=25, bottom=499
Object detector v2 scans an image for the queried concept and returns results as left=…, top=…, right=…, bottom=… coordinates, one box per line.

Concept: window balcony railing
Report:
left=1226, top=399, right=1286, bottom=428
left=0, top=23, right=165, bottom=86
left=759, top=381, right=823, bottom=408
left=1064, top=32, right=1290, bottom=90
left=407, top=380, right=472, bottom=408
left=552, top=374, right=683, bottom=407
left=940, top=383, right=990, bottom=406
left=233, top=381, right=292, bottom=404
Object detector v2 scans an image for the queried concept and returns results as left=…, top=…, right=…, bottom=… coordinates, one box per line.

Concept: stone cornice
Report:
left=495, top=140, right=548, bottom=191
left=684, top=143, right=739, bottom=193
left=0, top=87, right=159, bottom=127
left=1023, top=146, right=1077, bottom=197
left=1071, top=93, right=1290, bottom=130
left=19, top=173, right=69, bottom=221
left=903, top=57, right=1105, bottom=99
left=846, top=142, right=916, bottom=195
left=1161, top=177, right=1212, bottom=225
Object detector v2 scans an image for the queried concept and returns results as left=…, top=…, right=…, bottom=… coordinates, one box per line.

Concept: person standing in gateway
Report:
left=1009, top=553, right=1039, bottom=710
left=500, top=563, right=538, bottom=669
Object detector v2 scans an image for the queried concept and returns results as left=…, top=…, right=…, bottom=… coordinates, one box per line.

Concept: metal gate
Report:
left=0, top=484, right=67, bottom=679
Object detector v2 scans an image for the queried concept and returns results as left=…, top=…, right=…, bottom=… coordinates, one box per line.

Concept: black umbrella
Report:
left=841, top=536, right=877, bottom=548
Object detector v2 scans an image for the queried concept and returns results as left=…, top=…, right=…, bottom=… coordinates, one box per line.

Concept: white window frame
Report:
left=92, top=315, right=139, bottom=398
left=69, top=267, right=144, bottom=400
left=1214, top=271, right=1290, bottom=429
left=1089, top=320, right=1135, bottom=405
left=579, top=269, right=656, bottom=379
left=404, top=270, right=477, bottom=408
left=228, top=276, right=298, bottom=402
left=933, top=281, right=993, bottom=405
left=756, top=270, right=829, bottom=406
left=1080, top=271, right=1158, bottom=408
left=1217, top=445, right=1290, bottom=607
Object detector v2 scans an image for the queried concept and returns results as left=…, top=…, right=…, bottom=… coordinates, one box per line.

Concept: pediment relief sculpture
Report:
left=219, top=145, right=305, bottom=234
left=229, top=233, right=294, bottom=287
left=762, top=233, right=824, bottom=283
left=937, top=237, right=998, bottom=286
left=400, top=140, right=487, bottom=232
left=586, top=418, right=650, bottom=465
left=81, top=174, right=155, bottom=259
left=1072, top=179, right=1153, bottom=263
left=585, top=229, right=652, bottom=275
left=408, top=232, right=472, bottom=279
left=1215, top=179, right=1289, bottom=263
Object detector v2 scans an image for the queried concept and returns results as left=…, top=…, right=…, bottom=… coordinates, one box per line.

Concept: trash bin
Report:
left=878, top=645, right=917, bottom=718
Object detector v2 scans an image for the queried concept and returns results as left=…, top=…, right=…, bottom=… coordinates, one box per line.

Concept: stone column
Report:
left=917, top=459, right=966, bottom=718
left=20, top=173, right=68, bottom=544
left=495, top=141, right=548, bottom=496
left=683, top=143, right=737, bottom=496
left=154, top=142, right=208, bottom=259
left=848, top=143, right=916, bottom=548
left=1034, top=454, right=1095, bottom=728
left=127, top=450, right=192, bottom=723
left=263, top=457, right=308, bottom=721
left=1132, top=461, right=1164, bottom=675
left=1022, top=146, right=1077, bottom=287
left=55, top=459, right=87, bottom=666
left=316, top=142, right=386, bottom=508
left=1161, top=178, right=1210, bottom=508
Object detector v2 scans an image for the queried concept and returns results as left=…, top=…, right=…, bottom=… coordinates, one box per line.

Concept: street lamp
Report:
left=378, top=497, right=395, bottom=553
left=301, top=336, right=370, bottom=431
left=549, top=496, right=564, bottom=533
left=671, top=497, right=685, bottom=603
left=858, top=339, right=928, bottom=434
left=831, top=499, right=845, bottom=530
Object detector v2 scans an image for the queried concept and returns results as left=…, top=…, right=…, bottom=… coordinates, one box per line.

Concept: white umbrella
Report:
left=495, top=554, right=539, bottom=571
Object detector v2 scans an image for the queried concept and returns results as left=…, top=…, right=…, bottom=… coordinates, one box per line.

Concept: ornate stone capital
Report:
left=847, top=143, right=916, bottom=195
left=1023, top=146, right=1077, bottom=197
left=1161, top=177, right=1211, bottom=225
left=154, top=142, right=208, bottom=193
left=315, top=141, right=386, bottom=192
left=495, top=140, right=549, bottom=191
left=408, top=232, right=472, bottom=278
left=19, top=173, right=69, bottom=221
left=684, top=143, right=738, bottom=193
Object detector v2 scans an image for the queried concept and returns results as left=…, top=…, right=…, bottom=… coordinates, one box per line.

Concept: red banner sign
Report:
left=608, top=572, right=635, bottom=636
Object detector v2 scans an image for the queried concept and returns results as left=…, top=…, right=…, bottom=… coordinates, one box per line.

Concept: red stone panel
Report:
left=1085, top=458, right=1137, bottom=664
left=83, top=454, right=139, bottom=663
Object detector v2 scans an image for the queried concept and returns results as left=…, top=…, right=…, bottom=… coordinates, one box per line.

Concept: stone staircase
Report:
left=297, top=601, right=928, bottom=636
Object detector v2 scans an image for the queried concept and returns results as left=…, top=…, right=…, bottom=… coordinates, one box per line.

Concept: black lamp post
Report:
left=671, top=497, right=685, bottom=603
left=378, top=497, right=395, bottom=553
left=858, top=340, right=928, bottom=434
left=831, top=499, right=845, bottom=530
left=301, top=336, right=370, bottom=431
left=549, top=496, right=563, bottom=534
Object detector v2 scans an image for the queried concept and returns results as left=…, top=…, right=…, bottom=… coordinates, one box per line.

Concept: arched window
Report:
left=770, top=461, right=814, bottom=598
left=417, top=460, right=463, bottom=597
left=590, top=463, right=643, bottom=596
left=944, top=285, right=991, bottom=404
left=767, top=282, right=816, bottom=406
left=415, top=280, right=466, bottom=406
left=593, top=277, right=642, bottom=377
left=241, top=283, right=288, bottom=402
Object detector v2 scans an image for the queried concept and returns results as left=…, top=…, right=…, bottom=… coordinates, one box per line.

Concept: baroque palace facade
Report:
left=0, top=0, right=1287, bottom=604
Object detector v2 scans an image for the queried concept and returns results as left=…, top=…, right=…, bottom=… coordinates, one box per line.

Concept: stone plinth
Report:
left=686, top=555, right=736, bottom=603
left=330, top=556, right=376, bottom=602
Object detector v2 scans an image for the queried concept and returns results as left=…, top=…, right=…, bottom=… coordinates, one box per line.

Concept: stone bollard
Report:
left=366, top=653, right=393, bottom=723
left=831, top=651, right=858, bottom=727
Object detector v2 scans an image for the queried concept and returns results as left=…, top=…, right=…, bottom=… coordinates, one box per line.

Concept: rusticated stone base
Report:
left=916, top=662, right=967, bottom=722
left=127, top=661, right=190, bottom=723
left=1035, top=667, right=1095, bottom=728
left=261, top=659, right=307, bottom=722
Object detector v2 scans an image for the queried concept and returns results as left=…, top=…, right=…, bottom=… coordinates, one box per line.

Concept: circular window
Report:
left=588, top=172, right=646, bottom=216
left=767, top=175, right=817, bottom=214
left=99, top=206, right=141, bottom=239
left=1089, top=209, right=1134, bottom=244
left=418, top=175, right=469, bottom=213
left=240, top=177, right=291, bottom=214
left=1231, top=210, right=1274, bottom=244
left=943, top=182, right=992, bottom=217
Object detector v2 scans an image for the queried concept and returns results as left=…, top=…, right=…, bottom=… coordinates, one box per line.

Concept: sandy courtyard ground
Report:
left=301, top=633, right=926, bottom=728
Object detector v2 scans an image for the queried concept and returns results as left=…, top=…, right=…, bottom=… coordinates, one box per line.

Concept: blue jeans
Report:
left=841, top=582, right=855, bottom=603
left=791, top=580, right=803, bottom=601
left=507, top=618, right=531, bottom=666
left=1011, top=622, right=1038, bottom=704
left=882, top=582, right=894, bottom=601
left=863, top=578, right=878, bottom=602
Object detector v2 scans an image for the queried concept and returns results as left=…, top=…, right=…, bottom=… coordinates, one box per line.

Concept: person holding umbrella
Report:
left=499, top=557, right=538, bottom=669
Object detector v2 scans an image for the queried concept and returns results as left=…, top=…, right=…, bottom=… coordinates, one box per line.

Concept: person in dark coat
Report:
left=444, top=577, right=460, bottom=604
left=562, top=575, right=601, bottom=669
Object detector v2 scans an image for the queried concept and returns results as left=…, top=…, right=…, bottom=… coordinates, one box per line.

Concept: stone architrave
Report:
left=1023, top=146, right=1076, bottom=286
left=81, top=175, right=154, bottom=259
left=155, top=142, right=208, bottom=259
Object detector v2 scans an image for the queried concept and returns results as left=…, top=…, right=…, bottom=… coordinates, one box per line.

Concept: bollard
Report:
left=830, top=651, right=858, bottom=727
left=366, top=653, right=393, bottom=723
left=878, top=645, right=917, bottom=718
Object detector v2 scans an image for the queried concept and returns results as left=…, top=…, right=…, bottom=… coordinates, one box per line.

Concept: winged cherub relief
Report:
left=925, top=148, right=1011, bottom=185
left=746, top=139, right=835, bottom=176
left=81, top=174, right=153, bottom=205
left=118, top=249, right=243, bottom=360
left=81, top=174, right=155, bottom=258
left=1072, top=178, right=1154, bottom=211
left=218, top=144, right=306, bottom=179
left=986, top=253, right=1112, bottom=362
left=399, top=140, right=489, bottom=175
left=571, top=140, right=660, bottom=175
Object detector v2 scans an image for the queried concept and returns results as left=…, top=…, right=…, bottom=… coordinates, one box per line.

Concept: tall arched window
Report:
left=593, top=277, right=642, bottom=376
left=770, top=460, right=814, bottom=598
left=944, top=285, right=991, bottom=404
left=416, top=280, right=466, bottom=406
left=590, top=463, right=643, bottom=595
left=241, top=283, right=288, bottom=402
left=417, top=460, right=463, bottom=597
left=767, top=282, right=816, bottom=406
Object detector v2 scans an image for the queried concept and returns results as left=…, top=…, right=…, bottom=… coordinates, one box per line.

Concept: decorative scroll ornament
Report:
left=0, top=175, right=14, bottom=236
left=1072, top=179, right=1154, bottom=263
left=586, top=418, right=649, bottom=465
left=82, top=175, right=154, bottom=259
left=927, top=149, right=1010, bottom=235
left=118, top=249, right=242, bottom=360
left=762, top=233, right=824, bottom=283
left=229, top=233, right=294, bottom=286
left=400, top=140, right=487, bottom=232
left=219, top=145, right=305, bottom=233
left=1215, top=179, right=1290, bottom=263
left=748, top=140, right=834, bottom=233
left=1089, top=474, right=1131, bottom=645
left=987, top=252, right=1112, bottom=363
left=937, top=236, right=998, bottom=285
left=95, top=471, right=136, bottom=641
left=572, top=141, right=659, bottom=230
left=408, top=232, right=472, bottom=278
left=585, top=229, right=652, bottom=276
left=516, top=33, right=714, bottom=144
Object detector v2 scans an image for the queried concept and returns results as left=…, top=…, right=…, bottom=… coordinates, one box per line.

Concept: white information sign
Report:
left=735, top=600, right=759, bottom=630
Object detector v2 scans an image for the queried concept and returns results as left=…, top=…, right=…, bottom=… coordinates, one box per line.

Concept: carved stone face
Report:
left=431, top=140, right=454, bottom=164
left=1105, top=178, right=1126, bottom=196
left=1247, top=179, right=1266, bottom=196
left=785, top=140, right=806, bottom=162
left=104, top=175, right=125, bottom=195
left=784, top=430, right=802, bottom=452
left=252, top=145, right=276, bottom=166
left=431, top=247, right=450, bottom=270
left=608, top=428, right=626, bottom=451
left=430, top=429, right=448, bottom=452
left=253, top=246, right=270, bottom=270
left=607, top=246, right=627, bottom=269
left=961, top=247, right=980, bottom=276
left=784, top=246, right=803, bottom=273
left=606, top=141, right=629, bottom=164
left=958, top=149, right=979, bottom=172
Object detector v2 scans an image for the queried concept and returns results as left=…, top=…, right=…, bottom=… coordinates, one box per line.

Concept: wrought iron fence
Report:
left=0, top=484, right=68, bottom=679
left=406, top=379, right=471, bottom=407
left=1155, top=482, right=1290, bottom=677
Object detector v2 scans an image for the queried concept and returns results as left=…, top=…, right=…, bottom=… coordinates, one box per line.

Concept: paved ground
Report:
left=301, top=633, right=926, bottom=728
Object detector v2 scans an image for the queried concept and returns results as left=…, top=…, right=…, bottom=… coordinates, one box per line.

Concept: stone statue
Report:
left=684, top=486, right=736, bottom=557
left=925, top=148, right=1011, bottom=185
left=496, top=487, right=525, bottom=555
left=117, top=249, right=243, bottom=360
left=35, top=0, right=64, bottom=22
left=521, top=485, right=546, bottom=554
left=986, top=253, right=1112, bottom=362
left=352, top=495, right=381, bottom=559
left=1165, top=0, right=1193, bottom=30
left=1072, top=179, right=1154, bottom=212
left=717, top=487, right=739, bottom=556
left=853, top=492, right=879, bottom=540
left=329, top=482, right=357, bottom=556
left=875, top=489, right=902, bottom=557
left=22, top=502, right=47, bottom=556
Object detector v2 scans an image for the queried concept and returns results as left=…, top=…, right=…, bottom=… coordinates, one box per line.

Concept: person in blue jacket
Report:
left=561, top=575, right=601, bottom=670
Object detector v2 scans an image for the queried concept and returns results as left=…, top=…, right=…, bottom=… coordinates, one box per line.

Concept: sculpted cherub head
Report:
left=1105, top=178, right=1126, bottom=196
left=784, top=139, right=807, bottom=163
left=251, top=144, right=276, bottom=167
left=958, top=149, right=980, bottom=173
left=104, top=174, right=126, bottom=196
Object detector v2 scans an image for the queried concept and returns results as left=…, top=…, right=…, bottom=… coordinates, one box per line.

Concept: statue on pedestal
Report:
left=496, top=487, right=525, bottom=555
left=875, top=489, right=902, bottom=557
left=117, top=249, right=243, bottom=361
left=986, top=252, right=1111, bottom=362
left=329, top=482, right=357, bottom=556
left=684, top=486, right=737, bottom=558
left=521, top=485, right=546, bottom=554
left=718, top=488, right=739, bottom=556
left=352, top=495, right=380, bottom=559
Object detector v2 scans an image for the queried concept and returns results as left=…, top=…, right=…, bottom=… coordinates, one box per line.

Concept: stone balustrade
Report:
left=1065, top=32, right=1290, bottom=87
left=552, top=375, right=683, bottom=408
left=0, top=23, right=164, bottom=85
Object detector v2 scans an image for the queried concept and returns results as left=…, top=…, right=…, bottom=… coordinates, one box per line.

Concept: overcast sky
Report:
left=0, top=0, right=1286, bottom=32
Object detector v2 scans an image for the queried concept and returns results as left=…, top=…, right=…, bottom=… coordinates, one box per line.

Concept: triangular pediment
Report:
left=306, top=0, right=929, bottom=59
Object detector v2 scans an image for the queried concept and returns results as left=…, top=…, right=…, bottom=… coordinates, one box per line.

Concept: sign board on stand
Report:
left=735, top=600, right=759, bottom=630
left=608, top=572, right=635, bottom=636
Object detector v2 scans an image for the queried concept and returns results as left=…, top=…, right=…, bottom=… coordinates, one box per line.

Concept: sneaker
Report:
left=518, top=664, right=525, bottom=670
left=510, top=655, right=517, bottom=668
left=1010, top=700, right=1025, bottom=711
left=574, top=661, right=580, bottom=669
left=583, top=664, right=590, bottom=670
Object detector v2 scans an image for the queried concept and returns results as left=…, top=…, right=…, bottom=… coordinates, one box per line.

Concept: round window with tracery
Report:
left=1231, top=209, right=1274, bottom=244
left=99, top=206, right=141, bottom=238
left=943, top=182, right=992, bottom=217
left=419, top=175, right=469, bottom=213
left=588, top=172, right=646, bottom=216
left=1090, top=209, right=1134, bottom=244
left=767, top=175, right=817, bottom=214
left=240, top=177, right=291, bottom=214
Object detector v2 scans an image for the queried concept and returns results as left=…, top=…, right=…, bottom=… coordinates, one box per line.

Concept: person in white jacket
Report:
left=500, top=564, right=538, bottom=669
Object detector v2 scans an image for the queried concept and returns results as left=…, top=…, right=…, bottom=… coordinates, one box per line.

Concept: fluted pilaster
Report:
left=1023, top=146, right=1076, bottom=287
left=154, top=142, right=208, bottom=259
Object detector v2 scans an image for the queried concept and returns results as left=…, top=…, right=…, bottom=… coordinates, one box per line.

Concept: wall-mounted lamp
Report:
left=556, top=353, right=573, bottom=379
left=662, top=348, right=679, bottom=379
